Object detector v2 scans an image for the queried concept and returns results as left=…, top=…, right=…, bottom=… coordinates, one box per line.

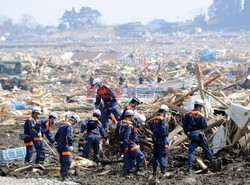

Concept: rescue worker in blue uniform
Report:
left=55, top=114, right=80, bottom=180
left=89, top=72, right=95, bottom=86
left=38, top=112, right=58, bottom=146
left=23, top=106, right=43, bottom=163
left=138, top=74, right=145, bottom=85
left=120, top=97, right=142, bottom=121
left=119, top=73, right=126, bottom=86
left=151, top=105, right=170, bottom=176
left=183, top=99, right=221, bottom=173
left=92, top=78, right=120, bottom=129
left=117, top=110, right=146, bottom=176
left=157, top=73, right=164, bottom=83
left=81, top=109, right=109, bottom=162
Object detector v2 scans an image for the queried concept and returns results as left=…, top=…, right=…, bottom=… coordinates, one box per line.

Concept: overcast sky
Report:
left=0, top=0, right=213, bottom=25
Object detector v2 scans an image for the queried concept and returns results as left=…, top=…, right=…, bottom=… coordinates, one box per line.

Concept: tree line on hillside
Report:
left=1, top=0, right=250, bottom=36
left=58, top=7, right=102, bottom=30
left=194, top=0, right=250, bottom=30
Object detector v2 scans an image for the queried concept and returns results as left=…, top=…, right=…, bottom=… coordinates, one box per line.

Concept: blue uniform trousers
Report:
left=124, top=147, right=144, bottom=171
left=151, top=143, right=168, bottom=171
left=188, top=135, right=213, bottom=167
left=82, top=134, right=100, bottom=161
left=100, top=104, right=120, bottom=129
left=57, top=144, right=72, bottom=177
left=32, top=139, right=45, bottom=163
left=24, top=137, right=34, bottom=163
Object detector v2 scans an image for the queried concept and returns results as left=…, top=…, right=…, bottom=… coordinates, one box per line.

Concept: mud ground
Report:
left=0, top=124, right=249, bottom=185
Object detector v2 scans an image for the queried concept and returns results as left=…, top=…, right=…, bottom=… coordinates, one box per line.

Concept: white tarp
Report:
left=61, top=52, right=74, bottom=60
left=225, top=103, right=250, bottom=129
left=212, top=125, right=227, bottom=154
left=184, top=94, right=214, bottom=115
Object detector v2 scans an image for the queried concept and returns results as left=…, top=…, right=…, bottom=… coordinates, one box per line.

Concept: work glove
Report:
left=152, top=136, right=156, bottom=143
left=69, top=146, right=73, bottom=151
left=37, top=132, right=42, bottom=137
left=105, top=139, right=110, bottom=145
left=123, top=148, right=128, bottom=153
left=53, top=142, right=58, bottom=147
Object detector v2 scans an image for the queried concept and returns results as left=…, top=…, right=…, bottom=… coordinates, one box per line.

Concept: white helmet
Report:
left=194, top=99, right=206, bottom=106
left=92, top=78, right=101, bottom=87
left=159, top=73, right=162, bottom=75
left=134, top=114, right=146, bottom=125
left=71, top=114, right=80, bottom=124
left=93, top=109, right=101, bottom=117
left=32, top=106, right=42, bottom=114
left=159, top=104, right=169, bottom=112
left=131, top=97, right=142, bottom=105
left=125, top=109, right=134, bottom=116
left=49, top=112, right=58, bottom=119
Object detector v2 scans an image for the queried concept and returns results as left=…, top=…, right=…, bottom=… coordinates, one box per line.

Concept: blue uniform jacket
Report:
left=81, top=117, right=108, bottom=140
left=183, top=109, right=207, bottom=134
left=120, top=104, right=135, bottom=121
left=123, top=121, right=139, bottom=149
left=37, top=119, right=55, bottom=144
left=55, top=122, right=73, bottom=146
left=151, top=115, right=169, bottom=145
left=95, top=85, right=117, bottom=109
left=24, top=116, right=40, bottom=137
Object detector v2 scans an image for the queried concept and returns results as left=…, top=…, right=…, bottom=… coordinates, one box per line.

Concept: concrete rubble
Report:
left=0, top=32, right=250, bottom=185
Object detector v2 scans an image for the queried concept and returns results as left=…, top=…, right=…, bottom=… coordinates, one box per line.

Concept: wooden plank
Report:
left=232, top=117, right=250, bottom=144
left=166, top=103, right=189, bottom=115
left=173, top=74, right=220, bottom=106
left=170, top=116, right=225, bottom=149
left=13, top=165, right=33, bottom=172
left=196, top=157, right=208, bottom=170
left=239, top=133, right=250, bottom=153
left=170, top=134, right=187, bottom=148
left=169, top=125, right=183, bottom=139
left=195, top=63, right=208, bottom=118
left=203, top=90, right=229, bottom=108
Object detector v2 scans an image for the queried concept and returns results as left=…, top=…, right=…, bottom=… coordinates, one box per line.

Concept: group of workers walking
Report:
left=21, top=77, right=221, bottom=180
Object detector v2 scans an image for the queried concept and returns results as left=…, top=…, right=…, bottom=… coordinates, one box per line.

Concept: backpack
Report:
left=118, top=121, right=130, bottom=144
left=87, top=119, right=98, bottom=132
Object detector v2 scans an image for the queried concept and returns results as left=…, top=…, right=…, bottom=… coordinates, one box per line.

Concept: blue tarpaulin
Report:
left=199, top=49, right=216, bottom=61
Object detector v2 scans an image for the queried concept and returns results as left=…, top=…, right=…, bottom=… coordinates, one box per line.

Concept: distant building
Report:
left=114, top=22, right=148, bottom=38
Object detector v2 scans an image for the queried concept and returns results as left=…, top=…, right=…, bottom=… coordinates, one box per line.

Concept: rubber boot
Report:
left=160, top=167, right=168, bottom=179
left=135, top=166, right=145, bottom=177
left=186, top=165, right=193, bottom=174
left=61, top=175, right=68, bottom=181
left=152, top=165, right=157, bottom=176
left=123, top=169, right=129, bottom=177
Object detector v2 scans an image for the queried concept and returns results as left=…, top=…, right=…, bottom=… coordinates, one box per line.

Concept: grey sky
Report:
left=0, top=0, right=213, bottom=25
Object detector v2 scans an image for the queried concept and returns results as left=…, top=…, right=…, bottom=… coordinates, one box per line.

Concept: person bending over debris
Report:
left=183, top=99, right=221, bottom=173
left=151, top=105, right=170, bottom=177
left=119, top=73, right=126, bottom=86
left=55, top=114, right=80, bottom=181
left=157, top=73, right=164, bottom=83
left=117, top=110, right=146, bottom=177
left=92, top=78, right=120, bottom=129
left=22, top=106, right=45, bottom=164
left=120, top=97, right=143, bottom=121
left=81, top=109, right=109, bottom=162
left=38, top=112, right=58, bottom=146
left=138, top=73, right=145, bottom=85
